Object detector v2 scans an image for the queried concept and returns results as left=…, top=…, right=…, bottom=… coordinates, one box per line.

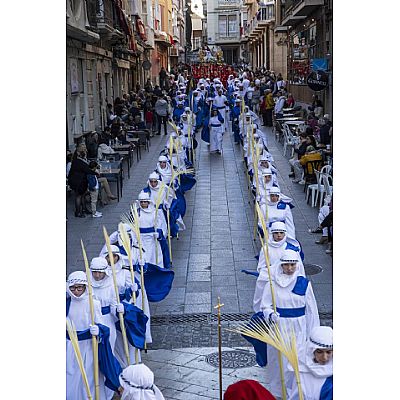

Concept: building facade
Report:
left=67, top=0, right=138, bottom=147
left=206, top=0, right=241, bottom=65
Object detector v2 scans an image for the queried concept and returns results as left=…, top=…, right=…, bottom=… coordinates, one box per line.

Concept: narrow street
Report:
left=67, top=122, right=332, bottom=400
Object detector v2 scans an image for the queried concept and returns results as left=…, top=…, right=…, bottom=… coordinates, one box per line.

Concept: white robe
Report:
left=209, top=115, right=224, bottom=152
left=288, top=369, right=332, bottom=400
left=66, top=294, right=110, bottom=400
left=260, top=201, right=296, bottom=239
left=260, top=267, right=320, bottom=398
left=138, top=206, right=166, bottom=268
left=253, top=238, right=305, bottom=312
left=156, top=163, right=172, bottom=185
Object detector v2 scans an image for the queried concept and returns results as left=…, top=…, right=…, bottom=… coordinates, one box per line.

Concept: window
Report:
left=159, top=5, right=165, bottom=31
left=141, top=0, right=148, bottom=26
left=228, top=15, right=237, bottom=34
left=218, top=16, right=227, bottom=36
left=219, top=15, right=237, bottom=37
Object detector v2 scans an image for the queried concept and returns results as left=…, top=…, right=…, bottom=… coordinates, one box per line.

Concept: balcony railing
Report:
left=215, top=32, right=240, bottom=42
left=97, top=0, right=114, bottom=27
left=218, top=0, right=240, bottom=7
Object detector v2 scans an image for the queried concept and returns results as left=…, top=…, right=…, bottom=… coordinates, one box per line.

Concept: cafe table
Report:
left=125, top=136, right=141, bottom=161
left=112, top=144, right=132, bottom=178
left=98, top=160, right=123, bottom=201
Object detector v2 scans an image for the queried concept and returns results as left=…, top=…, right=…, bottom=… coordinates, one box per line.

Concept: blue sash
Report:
left=276, top=306, right=306, bottom=318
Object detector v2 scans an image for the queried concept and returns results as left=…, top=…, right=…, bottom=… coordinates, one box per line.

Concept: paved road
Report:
left=67, top=123, right=332, bottom=399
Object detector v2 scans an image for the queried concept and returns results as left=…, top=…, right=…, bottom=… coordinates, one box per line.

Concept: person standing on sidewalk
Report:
left=264, top=89, right=275, bottom=127
left=154, top=96, right=169, bottom=135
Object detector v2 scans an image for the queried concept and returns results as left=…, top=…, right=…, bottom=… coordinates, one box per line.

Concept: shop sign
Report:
left=306, top=70, right=329, bottom=91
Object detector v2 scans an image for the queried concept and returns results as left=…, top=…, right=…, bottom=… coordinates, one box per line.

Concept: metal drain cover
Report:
left=304, top=263, right=323, bottom=275
left=206, top=350, right=256, bottom=369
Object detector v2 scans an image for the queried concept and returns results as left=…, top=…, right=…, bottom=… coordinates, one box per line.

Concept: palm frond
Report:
left=67, top=320, right=93, bottom=400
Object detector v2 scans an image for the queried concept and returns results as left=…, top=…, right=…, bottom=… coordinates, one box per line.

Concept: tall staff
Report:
left=255, top=204, right=287, bottom=400
left=81, top=240, right=100, bottom=400
left=118, top=222, right=139, bottom=364
left=103, top=226, right=131, bottom=365
left=67, top=320, right=93, bottom=400
left=214, top=297, right=224, bottom=400
left=130, top=204, right=148, bottom=351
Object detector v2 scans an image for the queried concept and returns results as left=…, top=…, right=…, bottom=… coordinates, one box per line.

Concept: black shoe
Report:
left=75, top=212, right=86, bottom=218
left=288, top=173, right=295, bottom=178
left=156, top=133, right=161, bottom=135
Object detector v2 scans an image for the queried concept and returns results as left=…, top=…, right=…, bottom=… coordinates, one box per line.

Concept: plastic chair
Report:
left=320, top=173, right=333, bottom=206
left=302, top=159, right=324, bottom=193
left=282, top=124, right=296, bottom=157
left=306, top=169, right=324, bottom=207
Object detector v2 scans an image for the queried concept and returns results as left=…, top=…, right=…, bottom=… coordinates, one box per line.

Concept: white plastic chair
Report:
left=306, top=169, right=323, bottom=207
left=320, top=173, right=333, bottom=207
left=306, top=165, right=332, bottom=207
left=282, top=124, right=296, bottom=157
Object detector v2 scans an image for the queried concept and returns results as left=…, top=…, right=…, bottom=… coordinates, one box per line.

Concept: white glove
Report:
left=129, top=282, right=138, bottom=292
left=89, top=324, right=99, bottom=336
left=116, top=303, right=125, bottom=314
left=269, top=312, right=280, bottom=324
left=152, top=232, right=159, bottom=239
left=164, top=202, right=171, bottom=210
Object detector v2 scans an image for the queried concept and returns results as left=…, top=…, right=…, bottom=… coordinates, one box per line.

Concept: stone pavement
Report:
left=68, top=121, right=332, bottom=400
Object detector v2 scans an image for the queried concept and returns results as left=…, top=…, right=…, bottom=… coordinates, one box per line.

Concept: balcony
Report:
left=218, top=0, right=240, bottom=8
left=215, top=32, right=240, bottom=43
left=95, top=0, right=115, bottom=33
left=257, top=4, right=275, bottom=26
left=292, top=0, right=324, bottom=17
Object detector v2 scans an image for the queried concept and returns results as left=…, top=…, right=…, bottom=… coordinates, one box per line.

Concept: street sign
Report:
left=306, top=70, right=329, bottom=92
left=311, top=58, right=328, bottom=72
left=142, top=60, right=152, bottom=70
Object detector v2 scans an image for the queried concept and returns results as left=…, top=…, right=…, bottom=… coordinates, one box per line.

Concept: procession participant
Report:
left=256, top=222, right=304, bottom=273
left=247, top=252, right=320, bottom=399
left=201, top=97, right=213, bottom=144
left=89, top=255, right=146, bottom=370
left=253, top=246, right=305, bottom=313
left=231, top=98, right=242, bottom=144
left=243, top=105, right=260, bottom=126
left=209, top=108, right=225, bottom=154
left=66, top=271, right=122, bottom=400
left=224, top=380, right=276, bottom=400
left=254, top=168, right=280, bottom=201
left=136, top=191, right=171, bottom=269
left=288, top=326, right=333, bottom=400
left=192, top=90, right=204, bottom=132
left=260, top=186, right=296, bottom=239
left=119, top=363, right=166, bottom=400
left=143, top=171, right=185, bottom=237
left=89, top=257, right=122, bottom=350
left=172, top=102, right=185, bottom=123
left=155, top=155, right=173, bottom=185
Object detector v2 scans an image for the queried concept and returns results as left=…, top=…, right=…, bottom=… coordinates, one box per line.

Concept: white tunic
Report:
left=259, top=267, right=320, bottom=399
left=66, top=294, right=110, bottom=400
left=260, top=201, right=296, bottom=239
left=209, top=115, right=224, bottom=152
left=138, top=206, right=166, bottom=268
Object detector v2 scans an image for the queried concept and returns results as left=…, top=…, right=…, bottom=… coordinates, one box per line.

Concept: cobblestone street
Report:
left=67, top=123, right=332, bottom=399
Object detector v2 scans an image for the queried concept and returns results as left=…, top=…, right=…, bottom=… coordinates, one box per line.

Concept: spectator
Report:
left=144, top=78, right=153, bottom=93
left=68, top=147, right=95, bottom=218
left=87, top=161, right=102, bottom=218
left=132, top=114, right=146, bottom=130
left=159, top=67, right=167, bottom=89
left=264, top=89, right=275, bottom=127
left=110, top=117, right=122, bottom=138
left=153, top=85, right=163, bottom=97
left=129, top=101, right=141, bottom=118
left=318, top=114, right=332, bottom=146
left=155, top=95, right=169, bottom=136
left=286, top=93, right=295, bottom=108
left=313, top=100, right=324, bottom=119
left=106, top=103, right=115, bottom=126
left=274, top=91, right=286, bottom=119
left=292, top=145, right=323, bottom=184
left=86, top=132, right=99, bottom=159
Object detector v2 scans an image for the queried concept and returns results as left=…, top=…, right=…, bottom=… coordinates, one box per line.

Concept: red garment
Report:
left=224, top=380, right=276, bottom=400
